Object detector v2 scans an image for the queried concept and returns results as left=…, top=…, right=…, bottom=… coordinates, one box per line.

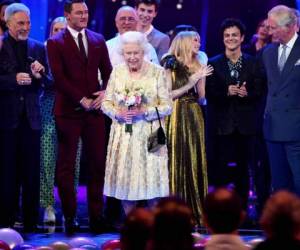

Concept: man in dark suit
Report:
left=0, top=3, right=50, bottom=231
left=135, top=0, right=170, bottom=60
left=206, top=18, right=263, bottom=208
left=47, top=0, right=112, bottom=234
left=263, top=5, right=300, bottom=195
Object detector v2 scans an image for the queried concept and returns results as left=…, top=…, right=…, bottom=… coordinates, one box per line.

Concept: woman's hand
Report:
left=115, top=106, right=146, bottom=123
left=190, top=65, right=214, bottom=84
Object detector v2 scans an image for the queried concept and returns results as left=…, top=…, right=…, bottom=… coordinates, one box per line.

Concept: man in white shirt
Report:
left=106, top=5, right=158, bottom=66
left=135, top=0, right=170, bottom=61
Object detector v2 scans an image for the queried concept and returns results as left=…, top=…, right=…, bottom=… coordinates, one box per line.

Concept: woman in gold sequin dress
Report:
left=162, top=31, right=212, bottom=225
left=102, top=31, right=172, bottom=214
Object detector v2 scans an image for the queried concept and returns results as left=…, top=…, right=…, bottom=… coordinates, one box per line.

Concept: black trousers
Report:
left=0, top=115, right=40, bottom=228
left=211, top=130, right=255, bottom=209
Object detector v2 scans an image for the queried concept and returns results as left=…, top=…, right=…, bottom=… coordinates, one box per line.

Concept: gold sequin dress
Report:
left=101, top=62, right=172, bottom=201
left=163, top=55, right=208, bottom=225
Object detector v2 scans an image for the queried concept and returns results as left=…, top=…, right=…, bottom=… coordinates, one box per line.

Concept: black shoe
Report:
left=64, top=218, right=80, bottom=235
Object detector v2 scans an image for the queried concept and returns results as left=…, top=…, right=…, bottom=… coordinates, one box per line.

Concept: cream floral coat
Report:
left=101, top=61, right=172, bottom=200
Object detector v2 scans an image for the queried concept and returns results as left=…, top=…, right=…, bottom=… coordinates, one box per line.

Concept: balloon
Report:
left=12, top=243, right=35, bottom=250
left=49, top=241, right=70, bottom=250
left=101, top=239, right=120, bottom=250
left=0, top=228, right=24, bottom=249
left=35, top=246, right=53, bottom=250
left=247, top=238, right=264, bottom=248
left=69, top=238, right=96, bottom=248
left=79, top=244, right=98, bottom=250
left=0, top=240, right=10, bottom=250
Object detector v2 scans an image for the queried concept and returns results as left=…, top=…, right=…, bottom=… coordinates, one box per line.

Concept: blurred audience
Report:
left=203, top=188, right=249, bottom=250
left=150, top=197, right=195, bottom=250
left=121, top=208, right=154, bottom=250
left=254, top=191, right=300, bottom=250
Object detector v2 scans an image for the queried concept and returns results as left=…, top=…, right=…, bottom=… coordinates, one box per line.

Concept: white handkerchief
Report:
left=295, top=59, right=300, bottom=66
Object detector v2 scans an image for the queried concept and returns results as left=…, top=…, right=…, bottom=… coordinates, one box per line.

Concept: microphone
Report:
left=230, top=69, right=241, bottom=86
left=28, top=56, right=47, bottom=78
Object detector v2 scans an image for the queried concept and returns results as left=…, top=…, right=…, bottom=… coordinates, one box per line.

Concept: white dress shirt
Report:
left=67, top=26, right=88, bottom=57
left=278, top=32, right=298, bottom=63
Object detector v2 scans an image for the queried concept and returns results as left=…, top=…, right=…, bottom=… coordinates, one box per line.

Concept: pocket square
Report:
left=295, top=59, right=300, bottom=66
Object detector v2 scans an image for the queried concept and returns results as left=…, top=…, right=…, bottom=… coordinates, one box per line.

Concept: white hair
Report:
left=118, top=31, right=150, bottom=55
left=4, top=3, right=30, bottom=22
left=268, top=5, right=297, bottom=27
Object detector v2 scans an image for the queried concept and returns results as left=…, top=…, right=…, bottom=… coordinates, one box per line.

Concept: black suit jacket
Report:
left=206, top=53, right=263, bottom=135
left=0, top=33, right=50, bottom=130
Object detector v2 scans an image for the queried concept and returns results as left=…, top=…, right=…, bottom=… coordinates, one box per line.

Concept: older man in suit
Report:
left=47, top=0, right=112, bottom=234
left=0, top=3, right=50, bottom=231
left=263, top=5, right=300, bottom=195
left=135, top=0, right=169, bottom=60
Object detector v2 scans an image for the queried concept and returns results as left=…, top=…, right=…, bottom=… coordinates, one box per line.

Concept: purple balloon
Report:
left=79, top=244, right=98, bottom=250
left=69, top=238, right=96, bottom=248
left=0, top=228, right=24, bottom=249
left=13, top=244, right=35, bottom=250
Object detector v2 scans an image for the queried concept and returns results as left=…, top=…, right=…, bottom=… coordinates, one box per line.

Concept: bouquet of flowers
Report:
left=115, top=87, right=145, bottom=133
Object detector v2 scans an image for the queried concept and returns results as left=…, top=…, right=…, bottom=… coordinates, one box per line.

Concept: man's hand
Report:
left=228, top=84, right=239, bottom=96
left=237, top=82, right=248, bottom=97
left=16, top=72, right=32, bottom=85
left=80, top=97, right=93, bottom=111
left=30, top=60, right=45, bottom=79
left=90, top=91, right=105, bottom=110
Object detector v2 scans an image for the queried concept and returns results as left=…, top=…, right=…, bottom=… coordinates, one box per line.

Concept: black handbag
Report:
left=147, top=107, right=166, bottom=153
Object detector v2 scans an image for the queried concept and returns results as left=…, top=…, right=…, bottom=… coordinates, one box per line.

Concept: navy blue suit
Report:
left=0, top=33, right=50, bottom=228
left=263, top=35, right=300, bottom=194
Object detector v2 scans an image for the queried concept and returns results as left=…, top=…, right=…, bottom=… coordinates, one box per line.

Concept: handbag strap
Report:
left=155, top=107, right=162, bottom=127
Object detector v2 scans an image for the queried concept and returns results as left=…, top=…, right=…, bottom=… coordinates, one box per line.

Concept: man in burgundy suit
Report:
left=47, top=0, right=112, bottom=234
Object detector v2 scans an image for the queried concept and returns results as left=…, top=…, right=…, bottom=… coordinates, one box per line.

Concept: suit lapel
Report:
left=3, top=34, right=18, bottom=68
left=64, top=29, right=86, bottom=63
left=280, top=36, right=300, bottom=80
left=86, top=30, right=94, bottom=65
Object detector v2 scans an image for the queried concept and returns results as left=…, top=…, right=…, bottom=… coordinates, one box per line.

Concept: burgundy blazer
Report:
left=47, top=28, right=112, bottom=116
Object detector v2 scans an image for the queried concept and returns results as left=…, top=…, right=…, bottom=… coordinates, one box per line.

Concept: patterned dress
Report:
left=102, top=62, right=172, bottom=200
left=40, top=89, right=81, bottom=208
left=162, top=55, right=208, bottom=225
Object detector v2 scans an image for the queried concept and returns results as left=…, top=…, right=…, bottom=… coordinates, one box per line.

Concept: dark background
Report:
left=22, top=0, right=297, bottom=57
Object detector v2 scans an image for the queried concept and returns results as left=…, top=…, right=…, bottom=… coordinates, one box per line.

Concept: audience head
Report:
left=168, top=30, right=201, bottom=66
left=115, top=6, right=138, bottom=35
left=49, top=16, right=66, bottom=37
left=4, top=3, right=30, bottom=41
left=203, top=188, right=245, bottom=234
left=121, top=208, right=154, bottom=250
left=260, top=190, right=300, bottom=241
left=220, top=18, right=245, bottom=52
left=151, top=197, right=194, bottom=250
left=119, top=31, right=149, bottom=71
left=64, top=0, right=88, bottom=32
left=135, top=0, right=159, bottom=28
left=268, top=5, right=298, bottom=44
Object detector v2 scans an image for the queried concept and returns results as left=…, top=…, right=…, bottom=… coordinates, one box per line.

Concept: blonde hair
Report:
left=168, top=31, right=202, bottom=73
left=49, top=16, right=66, bottom=37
